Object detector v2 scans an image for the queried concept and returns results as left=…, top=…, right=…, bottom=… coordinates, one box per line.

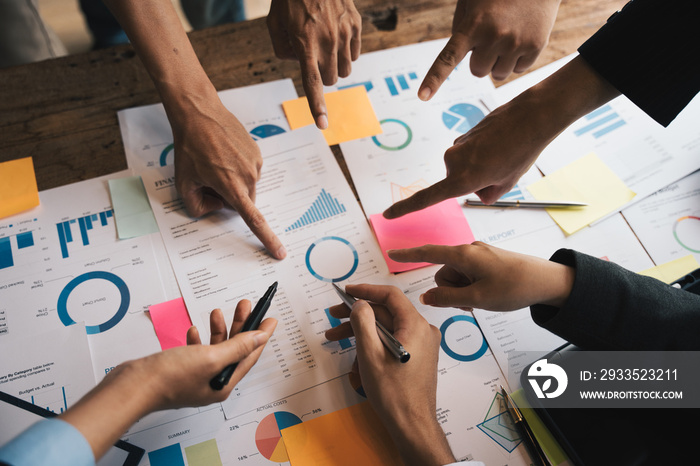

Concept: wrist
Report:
left=380, top=406, right=455, bottom=466
left=538, top=262, right=575, bottom=308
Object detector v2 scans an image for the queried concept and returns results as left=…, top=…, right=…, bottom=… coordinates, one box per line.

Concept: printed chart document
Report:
left=335, top=40, right=555, bottom=248
left=0, top=323, right=95, bottom=417
left=623, top=170, right=700, bottom=265
left=496, top=53, right=700, bottom=214
left=141, top=126, right=393, bottom=419
left=0, top=172, right=178, bottom=379
left=336, top=39, right=496, bottom=217
left=117, top=79, right=298, bottom=173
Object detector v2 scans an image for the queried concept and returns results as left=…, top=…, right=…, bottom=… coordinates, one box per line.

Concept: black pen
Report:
left=209, top=281, right=278, bottom=391
left=331, top=283, right=410, bottom=363
left=501, top=385, right=550, bottom=466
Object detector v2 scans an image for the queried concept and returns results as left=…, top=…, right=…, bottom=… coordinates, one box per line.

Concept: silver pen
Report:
left=331, top=283, right=410, bottom=363
left=464, top=199, right=587, bottom=208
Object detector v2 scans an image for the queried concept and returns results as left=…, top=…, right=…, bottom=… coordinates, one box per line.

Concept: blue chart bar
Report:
left=285, top=190, right=347, bottom=232
left=575, top=105, right=626, bottom=139
left=57, top=210, right=113, bottom=259
left=338, top=80, right=374, bottom=93
left=385, top=77, right=399, bottom=96
left=324, top=308, right=353, bottom=350
left=149, top=443, right=185, bottom=466
left=0, top=237, right=12, bottom=270
left=0, top=231, right=38, bottom=270
left=16, top=231, right=34, bottom=249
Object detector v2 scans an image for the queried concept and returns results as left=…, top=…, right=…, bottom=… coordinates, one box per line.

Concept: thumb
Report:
left=420, top=285, right=481, bottom=309
left=216, top=330, right=270, bottom=369
left=349, top=300, right=384, bottom=360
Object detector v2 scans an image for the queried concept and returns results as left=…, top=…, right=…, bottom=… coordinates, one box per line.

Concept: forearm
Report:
left=388, top=415, right=456, bottom=466
left=511, top=55, right=621, bottom=145
left=58, top=361, right=157, bottom=460
left=101, top=0, right=219, bottom=118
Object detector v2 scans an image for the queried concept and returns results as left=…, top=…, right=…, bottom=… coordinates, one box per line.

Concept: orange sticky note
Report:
left=281, top=401, right=402, bottom=466
left=369, top=199, right=475, bottom=273
left=282, top=86, right=382, bottom=145
left=0, top=157, right=40, bottom=219
left=148, top=298, right=192, bottom=350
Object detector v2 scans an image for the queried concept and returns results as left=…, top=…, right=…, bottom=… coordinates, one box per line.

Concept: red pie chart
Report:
left=255, top=411, right=302, bottom=462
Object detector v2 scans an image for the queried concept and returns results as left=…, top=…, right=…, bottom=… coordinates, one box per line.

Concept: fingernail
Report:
left=251, top=331, right=268, bottom=347
left=276, top=245, right=287, bottom=260
left=317, top=114, right=329, bottom=130
left=419, top=292, right=435, bottom=305
left=418, top=86, right=432, bottom=101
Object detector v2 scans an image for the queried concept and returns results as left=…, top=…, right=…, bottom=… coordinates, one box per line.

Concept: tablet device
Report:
left=0, top=391, right=144, bottom=466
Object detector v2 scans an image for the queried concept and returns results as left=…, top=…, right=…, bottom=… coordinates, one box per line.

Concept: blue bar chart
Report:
left=574, top=104, right=626, bottom=139
left=285, top=189, right=346, bottom=232
left=31, top=386, right=68, bottom=414
left=0, top=231, right=36, bottom=270
left=385, top=72, right=418, bottom=96
left=56, top=210, right=113, bottom=258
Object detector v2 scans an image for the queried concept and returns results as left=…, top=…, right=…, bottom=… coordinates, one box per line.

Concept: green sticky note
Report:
left=108, top=175, right=159, bottom=239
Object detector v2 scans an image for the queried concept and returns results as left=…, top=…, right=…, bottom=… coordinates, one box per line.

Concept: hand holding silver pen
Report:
left=332, top=283, right=410, bottom=363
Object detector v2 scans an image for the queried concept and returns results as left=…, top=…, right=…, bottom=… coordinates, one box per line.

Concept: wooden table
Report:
left=0, top=0, right=626, bottom=191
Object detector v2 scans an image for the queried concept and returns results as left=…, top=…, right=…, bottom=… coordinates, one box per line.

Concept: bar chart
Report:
left=55, top=210, right=113, bottom=259
left=0, top=231, right=36, bottom=270
left=384, top=72, right=418, bottom=96
left=574, top=104, right=626, bottom=139
left=284, top=189, right=347, bottom=232
left=324, top=308, right=353, bottom=350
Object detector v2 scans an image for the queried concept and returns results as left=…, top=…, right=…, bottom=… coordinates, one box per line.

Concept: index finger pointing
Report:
left=234, top=195, right=286, bottom=260
left=418, top=34, right=471, bottom=101
left=387, top=244, right=462, bottom=266
left=298, top=49, right=328, bottom=130
left=382, top=178, right=454, bottom=219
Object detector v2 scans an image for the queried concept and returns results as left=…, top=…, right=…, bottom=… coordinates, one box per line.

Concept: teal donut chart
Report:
left=305, top=236, right=359, bottom=282
left=372, top=119, right=412, bottom=151
left=57, top=271, right=130, bottom=335
left=439, top=315, right=488, bottom=362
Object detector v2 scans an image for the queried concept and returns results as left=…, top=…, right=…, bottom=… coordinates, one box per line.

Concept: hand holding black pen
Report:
left=210, top=281, right=278, bottom=390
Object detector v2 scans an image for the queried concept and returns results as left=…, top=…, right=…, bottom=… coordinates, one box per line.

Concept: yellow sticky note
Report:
left=527, top=153, right=636, bottom=235
left=282, top=86, right=382, bottom=145
left=639, top=255, right=700, bottom=284
left=281, top=401, right=402, bottom=466
left=0, top=157, right=40, bottom=219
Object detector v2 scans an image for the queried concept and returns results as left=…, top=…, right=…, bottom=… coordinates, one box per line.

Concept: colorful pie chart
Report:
left=255, top=411, right=302, bottom=462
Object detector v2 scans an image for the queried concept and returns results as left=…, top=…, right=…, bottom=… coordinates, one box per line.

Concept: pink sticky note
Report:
left=369, top=199, right=475, bottom=273
left=148, top=298, right=192, bottom=350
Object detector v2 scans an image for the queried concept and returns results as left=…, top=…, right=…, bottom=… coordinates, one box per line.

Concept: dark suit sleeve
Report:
left=530, top=249, right=700, bottom=350
left=578, top=0, right=700, bottom=126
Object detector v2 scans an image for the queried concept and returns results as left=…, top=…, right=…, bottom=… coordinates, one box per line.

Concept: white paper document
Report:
left=0, top=172, right=178, bottom=379
left=141, top=126, right=393, bottom=419
left=117, top=79, right=298, bottom=173
left=623, top=170, right=700, bottom=265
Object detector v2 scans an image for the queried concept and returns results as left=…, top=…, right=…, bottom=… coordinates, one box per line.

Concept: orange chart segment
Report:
left=255, top=411, right=303, bottom=462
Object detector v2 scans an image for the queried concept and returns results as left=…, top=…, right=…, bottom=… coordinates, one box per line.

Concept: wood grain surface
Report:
left=0, top=0, right=627, bottom=191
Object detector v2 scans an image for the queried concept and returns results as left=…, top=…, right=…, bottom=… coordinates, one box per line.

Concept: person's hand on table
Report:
left=419, top=0, right=560, bottom=100
left=169, top=100, right=287, bottom=260
left=267, top=0, right=362, bottom=129
left=60, top=302, right=277, bottom=460
left=388, top=243, right=575, bottom=312
left=325, top=284, right=456, bottom=466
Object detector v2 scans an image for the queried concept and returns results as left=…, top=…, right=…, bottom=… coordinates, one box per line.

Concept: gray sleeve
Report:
left=530, top=249, right=700, bottom=350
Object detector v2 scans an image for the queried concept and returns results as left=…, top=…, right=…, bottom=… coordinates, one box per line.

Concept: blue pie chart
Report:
left=57, top=271, right=130, bottom=335
left=442, top=104, right=485, bottom=134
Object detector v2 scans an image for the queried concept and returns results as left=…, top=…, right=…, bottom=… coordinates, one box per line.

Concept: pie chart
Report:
left=255, top=411, right=302, bottom=462
left=442, top=103, right=485, bottom=134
